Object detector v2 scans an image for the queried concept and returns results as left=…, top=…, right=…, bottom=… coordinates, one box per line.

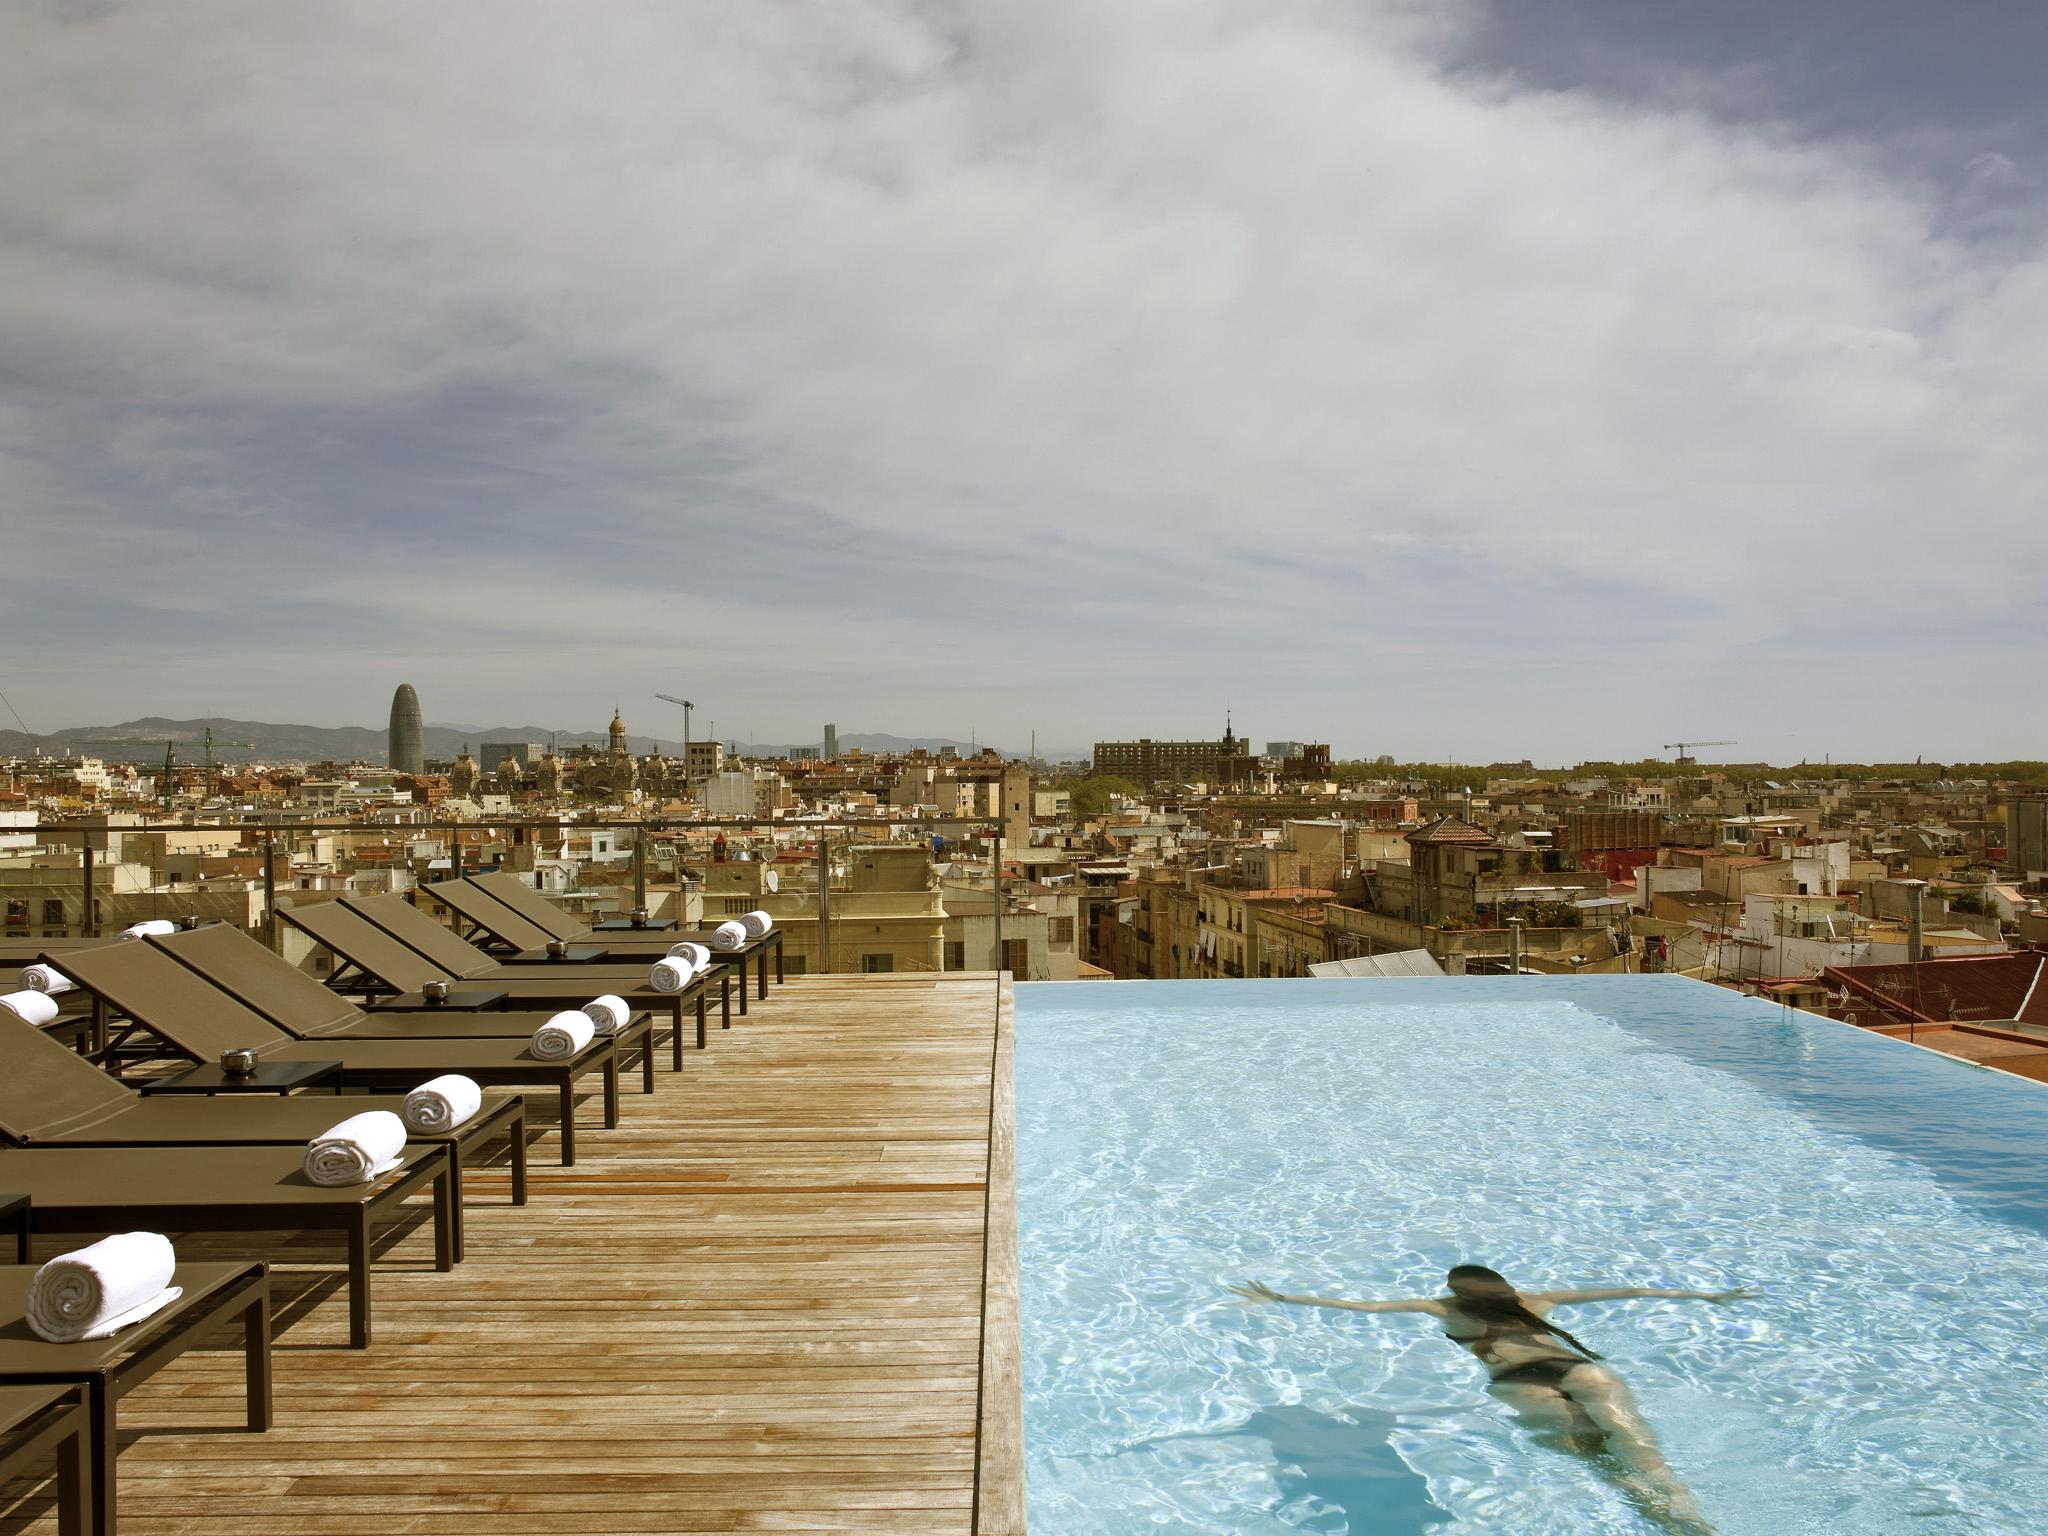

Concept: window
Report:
left=1049, top=917, right=1074, bottom=946
left=1004, top=939, right=1029, bottom=977
left=946, top=941, right=966, bottom=971
left=861, top=953, right=894, bottom=973
left=41, top=900, right=66, bottom=930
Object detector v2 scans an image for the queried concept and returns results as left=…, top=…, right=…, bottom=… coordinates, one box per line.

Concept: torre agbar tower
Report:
left=388, top=683, right=424, bottom=773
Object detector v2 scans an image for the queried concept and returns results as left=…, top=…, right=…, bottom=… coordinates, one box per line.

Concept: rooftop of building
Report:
left=1404, top=815, right=1501, bottom=847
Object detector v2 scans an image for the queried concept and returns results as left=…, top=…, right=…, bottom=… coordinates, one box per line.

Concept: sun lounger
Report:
left=467, top=872, right=784, bottom=966
left=0, top=1008, right=524, bottom=1262
left=1, top=987, right=94, bottom=1056
left=0, top=1259, right=268, bottom=1534
left=3, top=948, right=104, bottom=1054
left=44, top=942, right=620, bottom=1167
left=5, top=1145, right=446, bottom=1347
left=0, top=939, right=119, bottom=962
left=277, top=898, right=729, bottom=1061
left=366, top=885, right=760, bottom=994
left=343, top=891, right=731, bottom=1050
left=0, top=1383, right=91, bottom=1536
left=442, top=876, right=782, bottom=1012
left=146, top=923, right=660, bottom=1095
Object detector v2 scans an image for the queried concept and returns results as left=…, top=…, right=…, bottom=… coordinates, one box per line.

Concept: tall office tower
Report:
left=388, top=683, right=424, bottom=773
left=823, top=723, right=838, bottom=759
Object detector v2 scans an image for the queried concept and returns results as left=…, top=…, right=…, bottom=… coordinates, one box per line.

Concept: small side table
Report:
left=593, top=918, right=677, bottom=933
left=140, top=1060, right=341, bottom=1097
left=505, top=946, right=607, bottom=965
left=363, top=990, right=509, bottom=1013
left=0, top=1197, right=26, bottom=1264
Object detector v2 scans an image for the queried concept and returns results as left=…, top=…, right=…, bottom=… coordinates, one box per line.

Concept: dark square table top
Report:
left=592, top=918, right=678, bottom=932
left=139, top=1060, right=342, bottom=1096
left=506, top=945, right=608, bottom=964
left=364, top=990, right=509, bottom=1012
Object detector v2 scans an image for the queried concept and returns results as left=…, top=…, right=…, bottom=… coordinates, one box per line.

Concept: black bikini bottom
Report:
left=1490, top=1358, right=1589, bottom=1388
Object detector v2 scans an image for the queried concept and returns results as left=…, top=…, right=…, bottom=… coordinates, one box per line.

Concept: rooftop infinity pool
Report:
left=1015, top=976, right=2048, bottom=1535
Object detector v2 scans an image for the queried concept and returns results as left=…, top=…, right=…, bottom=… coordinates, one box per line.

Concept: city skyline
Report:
left=6, top=2, right=2045, bottom=761
left=3, top=697, right=2035, bottom=773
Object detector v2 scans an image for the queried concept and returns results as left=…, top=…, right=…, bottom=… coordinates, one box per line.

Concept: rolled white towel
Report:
left=401, top=1074, right=484, bottom=1135
left=665, top=940, right=711, bottom=969
left=26, top=1233, right=183, bottom=1343
left=646, top=957, right=694, bottom=994
left=20, top=964, right=74, bottom=996
left=0, top=990, right=60, bottom=1027
left=582, top=994, right=630, bottom=1035
left=531, top=1010, right=595, bottom=1060
left=120, top=920, right=177, bottom=940
left=738, top=909, right=774, bottom=939
left=708, top=919, right=748, bottom=951
left=303, top=1110, right=408, bottom=1186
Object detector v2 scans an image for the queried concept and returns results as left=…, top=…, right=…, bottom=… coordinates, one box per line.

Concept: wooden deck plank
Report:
left=0, top=972, right=1013, bottom=1535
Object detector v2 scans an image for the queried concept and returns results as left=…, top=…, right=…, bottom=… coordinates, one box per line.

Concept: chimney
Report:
left=1904, top=879, right=1926, bottom=962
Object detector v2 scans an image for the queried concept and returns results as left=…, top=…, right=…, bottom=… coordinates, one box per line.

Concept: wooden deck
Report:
left=2, top=971, right=1022, bottom=1535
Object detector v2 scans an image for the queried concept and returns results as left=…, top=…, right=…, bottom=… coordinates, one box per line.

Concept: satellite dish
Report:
left=765, top=869, right=780, bottom=893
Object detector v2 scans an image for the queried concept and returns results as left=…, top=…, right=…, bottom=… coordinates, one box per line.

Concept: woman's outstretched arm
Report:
left=1230, top=1280, right=1448, bottom=1315
left=1537, top=1285, right=1757, bottom=1306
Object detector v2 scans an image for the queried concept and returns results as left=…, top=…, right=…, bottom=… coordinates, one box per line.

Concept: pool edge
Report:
left=976, top=972, right=1026, bottom=1533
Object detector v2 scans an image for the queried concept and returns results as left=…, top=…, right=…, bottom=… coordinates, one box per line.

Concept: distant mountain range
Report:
left=0, top=717, right=1085, bottom=766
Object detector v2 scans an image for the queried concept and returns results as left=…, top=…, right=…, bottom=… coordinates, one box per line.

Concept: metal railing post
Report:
left=815, top=830, right=832, bottom=973
left=992, top=830, right=1004, bottom=975
left=633, top=827, right=648, bottom=914
left=80, top=842, right=95, bottom=938
left=263, top=828, right=278, bottom=952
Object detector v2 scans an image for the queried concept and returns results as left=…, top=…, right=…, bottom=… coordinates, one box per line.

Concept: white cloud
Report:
left=1, top=0, right=2041, bottom=758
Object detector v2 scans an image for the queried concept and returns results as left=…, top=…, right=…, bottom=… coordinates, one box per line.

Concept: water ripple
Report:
left=1017, top=979, right=2048, bottom=1535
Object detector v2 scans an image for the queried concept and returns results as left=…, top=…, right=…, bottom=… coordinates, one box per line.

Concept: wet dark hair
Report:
left=1445, top=1265, right=1602, bottom=1360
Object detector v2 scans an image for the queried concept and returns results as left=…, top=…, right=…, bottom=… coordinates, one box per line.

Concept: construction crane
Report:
left=1663, top=739, right=1736, bottom=765
left=201, top=728, right=257, bottom=797
left=655, top=694, right=693, bottom=766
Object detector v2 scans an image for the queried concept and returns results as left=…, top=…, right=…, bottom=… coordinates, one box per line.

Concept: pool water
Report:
left=1015, top=977, right=2048, bottom=1535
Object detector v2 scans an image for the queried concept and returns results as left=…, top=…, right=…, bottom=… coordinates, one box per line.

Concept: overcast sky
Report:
left=4, top=0, right=2042, bottom=764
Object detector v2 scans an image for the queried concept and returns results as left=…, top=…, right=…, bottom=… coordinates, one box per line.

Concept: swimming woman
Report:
left=1231, top=1265, right=1753, bottom=1535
